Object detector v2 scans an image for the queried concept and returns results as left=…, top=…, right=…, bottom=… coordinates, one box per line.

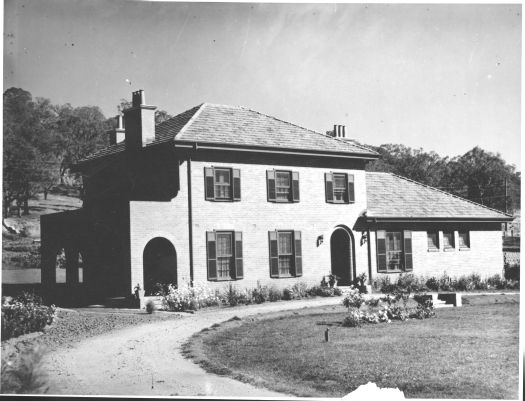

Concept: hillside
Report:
left=2, top=193, right=82, bottom=272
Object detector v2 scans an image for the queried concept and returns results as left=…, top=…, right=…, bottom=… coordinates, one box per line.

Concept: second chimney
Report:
left=123, top=89, right=157, bottom=149
left=107, top=113, right=125, bottom=145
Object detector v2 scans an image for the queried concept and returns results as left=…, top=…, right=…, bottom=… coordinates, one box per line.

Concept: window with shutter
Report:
left=204, top=167, right=241, bottom=201
left=268, top=170, right=299, bottom=203
left=269, top=230, right=301, bottom=278
left=326, top=172, right=354, bottom=204
left=208, top=231, right=242, bottom=281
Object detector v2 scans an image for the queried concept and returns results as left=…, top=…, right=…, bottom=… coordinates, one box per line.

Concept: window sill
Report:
left=208, top=199, right=234, bottom=202
left=377, top=270, right=405, bottom=274
left=210, top=277, right=239, bottom=282
left=459, top=247, right=470, bottom=251
left=443, top=248, right=455, bottom=252
left=271, top=275, right=297, bottom=279
left=427, top=248, right=439, bottom=252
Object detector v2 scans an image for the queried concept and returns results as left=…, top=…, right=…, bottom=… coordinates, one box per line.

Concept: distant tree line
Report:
left=3, top=87, right=172, bottom=218
left=365, top=143, right=520, bottom=214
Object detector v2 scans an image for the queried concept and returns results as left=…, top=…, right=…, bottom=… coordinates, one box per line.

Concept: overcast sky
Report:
left=3, top=1, right=522, bottom=169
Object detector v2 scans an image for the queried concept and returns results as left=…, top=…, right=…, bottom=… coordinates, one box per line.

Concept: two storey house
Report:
left=40, top=90, right=512, bottom=304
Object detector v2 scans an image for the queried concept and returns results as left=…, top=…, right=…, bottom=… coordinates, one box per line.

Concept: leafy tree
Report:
left=3, top=88, right=56, bottom=216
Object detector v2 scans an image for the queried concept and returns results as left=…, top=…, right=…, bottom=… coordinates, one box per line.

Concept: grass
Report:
left=184, top=294, right=519, bottom=399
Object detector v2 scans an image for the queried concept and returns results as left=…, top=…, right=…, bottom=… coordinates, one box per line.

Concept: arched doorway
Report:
left=143, top=237, right=177, bottom=295
left=330, top=228, right=355, bottom=286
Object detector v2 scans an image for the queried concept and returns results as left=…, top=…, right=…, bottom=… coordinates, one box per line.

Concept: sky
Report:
left=3, top=1, right=522, bottom=169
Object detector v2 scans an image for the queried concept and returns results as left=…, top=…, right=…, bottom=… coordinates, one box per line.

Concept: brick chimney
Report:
left=327, top=124, right=346, bottom=138
left=107, top=113, right=125, bottom=145
left=123, top=90, right=157, bottom=149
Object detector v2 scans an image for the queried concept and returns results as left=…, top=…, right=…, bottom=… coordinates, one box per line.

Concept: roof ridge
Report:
left=173, top=103, right=207, bottom=139
left=386, top=172, right=512, bottom=218
left=237, top=106, right=378, bottom=155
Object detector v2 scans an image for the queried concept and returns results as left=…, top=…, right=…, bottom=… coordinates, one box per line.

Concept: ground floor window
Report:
left=269, top=230, right=302, bottom=278
left=443, top=231, right=455, bottom=250
left=427, top=231, right=439, bottom=250
left=376, top=230, right=413, bottom=273
left=458, top=231, right=470, bottom=249
left=207, top=231, right=243, bottom=281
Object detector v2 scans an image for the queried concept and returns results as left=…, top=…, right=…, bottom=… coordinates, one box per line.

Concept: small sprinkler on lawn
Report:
left=325, top=328, right=329, bottom=342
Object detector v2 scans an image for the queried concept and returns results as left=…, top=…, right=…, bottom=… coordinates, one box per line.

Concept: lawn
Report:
left=184, top=294, right=519, bottom=399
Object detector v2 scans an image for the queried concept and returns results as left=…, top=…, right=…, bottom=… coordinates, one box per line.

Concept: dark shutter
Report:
left=348, top=174, right=355, bottom=203
left=294, top=231, right=302, bottom=277
left=232, top=169, right=241, bottom=201
left=292, top=171, right=300, bottom=202
left=403, top=230, right=413, bottom=272
left=376, top=230, right=387, bottom=272
left=325, top=172, right=334, bottom=203
left=234, top=231, right=243, bottom=279
left=267, top=170, right=276, bottom=202
left=206, top=231, right=217, bottom=280
left=269, top=231, right=279, bottom=277
left=204, top=167, right=215, bottom=200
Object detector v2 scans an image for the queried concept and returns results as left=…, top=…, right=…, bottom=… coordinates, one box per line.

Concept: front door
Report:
left=330, top=228, right=353, bottom=286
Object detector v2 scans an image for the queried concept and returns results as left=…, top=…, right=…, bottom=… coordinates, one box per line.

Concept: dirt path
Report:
left=43, top=297, right=342, bottom=397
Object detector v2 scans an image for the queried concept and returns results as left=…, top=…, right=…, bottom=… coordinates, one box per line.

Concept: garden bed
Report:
left=183, top=294, right=519, bottom=399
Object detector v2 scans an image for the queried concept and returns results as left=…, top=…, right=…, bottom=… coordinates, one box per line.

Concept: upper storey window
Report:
left=267, top=170, right=300, bottom=203
left=325, top=172, right=355, bottom=204
left=204, top=167, right=241, bottom=201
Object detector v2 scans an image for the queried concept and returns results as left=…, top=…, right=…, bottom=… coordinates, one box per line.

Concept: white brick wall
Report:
left=371, top=229, right=504, bottom=282
left=129, top=159, right=370, bottom=292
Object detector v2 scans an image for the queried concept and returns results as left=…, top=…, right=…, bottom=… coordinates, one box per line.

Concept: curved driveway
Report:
left=43, top=297, right=342, bottom=397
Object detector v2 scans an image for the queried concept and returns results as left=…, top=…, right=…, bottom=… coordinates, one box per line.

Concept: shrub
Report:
left=1, top=345, right=49, bottom=394
left=291, top=282, right=309, bottom=298
left=342, top=309, right=361, bottom=327
left=308, top=285, right=337, bottom=297
left=504, top=263, right=520, bottom=281
left=425, top=277, right=439, bottom=292
left=268, top=286, right=283, bottom=302
left=162, top=280, right=219, bottom=312
left=413, top=293, right=432, bottom=306
left=487, top=274, right=505, bottom=290
left=252, top=284, right=269, bottom=304
left=333, top=287, right=343, bottom=296
left=1, top=293, right=56, bottom=341
left=222, top=283, right=244, bottom=307
left=365, top=297, right=380, bottom=307
left=145, top=300, right=155, bottom=314
left=282, top=287, right=294, bottom=300
left=396, top=273, right=422, bottom=292
left=342, top=287, right=365, bottom=310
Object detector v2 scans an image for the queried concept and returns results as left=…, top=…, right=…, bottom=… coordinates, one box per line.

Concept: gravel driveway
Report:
left=42, top=297, right=343, bottom=397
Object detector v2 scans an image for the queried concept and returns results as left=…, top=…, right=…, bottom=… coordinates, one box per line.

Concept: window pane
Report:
left=216, top=233, right=232, bottom=257
left=427, top=232, right=438, bottom=248
left=459, top=232, right=469, bottom=247
left=443, top=232, right=454, bottom=248
left=215, top=169, right=231, bottom=199
left=275, top=172, right=291, bottom=200
left=386, top=232, right=402, bottom=270
left=278, top=255, right=292, bottom=275
left=334, top=174, right=346, bottom=189
left=278, top=232, right=293, bottom=254
left=217, top=257, right=231, bottom=278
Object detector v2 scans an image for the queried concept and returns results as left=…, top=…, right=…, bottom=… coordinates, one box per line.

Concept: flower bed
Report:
left=341, top=286, right=435, bottom=327
left=160, top=278, right=343, bottom=312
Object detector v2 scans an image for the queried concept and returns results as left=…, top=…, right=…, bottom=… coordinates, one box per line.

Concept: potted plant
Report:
left=328, top=274, right=339, bottom=288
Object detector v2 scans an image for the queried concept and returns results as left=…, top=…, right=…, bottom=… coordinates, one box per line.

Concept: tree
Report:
left=366, top=144, right=449, bottom=188
left=53, top=104, right=109, bottom=185
left=442, top=147, right=520, bottom=212
left=3, top=88, right=56, bottom=217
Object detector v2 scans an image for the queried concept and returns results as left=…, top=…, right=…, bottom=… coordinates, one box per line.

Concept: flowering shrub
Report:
left=268, top=286, right=283, bottom=302
left=1, top=293, right=56, bottom=340
left=342, top=309, right=361, bottom=327
left=162, top=281, right=220, bottom=312
left=252, top=284, right=270, bottom=304
left=342, top=287, right=365, bottom=310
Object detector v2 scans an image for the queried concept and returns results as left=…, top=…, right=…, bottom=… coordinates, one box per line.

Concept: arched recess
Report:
left=143, top=237, right=177, bottom=295
left=55, top=248, right=66, bottom=284
left=330, top=226, right=356, bottom=286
